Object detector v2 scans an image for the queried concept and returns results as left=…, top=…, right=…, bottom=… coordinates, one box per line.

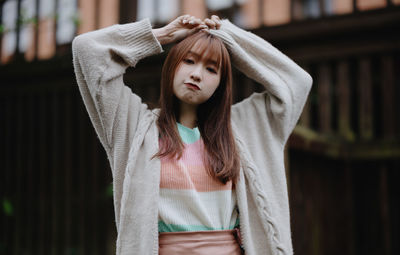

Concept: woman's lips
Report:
left=185, top=83, right=200, bottom=90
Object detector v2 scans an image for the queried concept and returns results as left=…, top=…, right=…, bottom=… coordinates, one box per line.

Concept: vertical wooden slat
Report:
left=2, top=91, right=12, bottom=254
left=119, top=0, right=137, bottom=23
left=336, top=60, right=355, bottom=140
left=13, top=91, right=23, bottom=255
left=78, top=98, right=87, bottom=254
left=380, top=55, right=395, bottom=139
left=26, top=93, right=35, bottom=255
left=51, top=90, right=60, bottom=254
left=318, top=0, right=326, bottom=16
left=353, top=0, right=358, bottom=12
left=344, top=163, right=356, bottom=255
left=291, top=0, right=304, bottom=21
left=379, top=164, right=391, bottom=255
left=358, top=58, right=374, bottom=140
left=317, top=63, right=332, bottom=134
left=38, top=91, right=47, bottom=255
left=91, top=115, right=100, bottom=255
left=64, top=91, right=73, bottom=254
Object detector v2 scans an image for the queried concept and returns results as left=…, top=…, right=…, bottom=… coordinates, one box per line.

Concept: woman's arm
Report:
left=72, top=15, right=208, bottom=153
left=72, top=19, right=162, bottom=154
left=209, top=20, right=313, bottom=145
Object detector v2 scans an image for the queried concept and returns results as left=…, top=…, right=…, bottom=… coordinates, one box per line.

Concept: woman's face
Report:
left=173, top=45, right=221, bottom=106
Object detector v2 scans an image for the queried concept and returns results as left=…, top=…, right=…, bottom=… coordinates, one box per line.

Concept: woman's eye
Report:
left=183, top=59, right=194, bottom=64
left=207, top=67, right=217, bottom=73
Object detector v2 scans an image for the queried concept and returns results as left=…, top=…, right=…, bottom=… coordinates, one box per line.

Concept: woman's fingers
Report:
left=211, top=15, right=221, bottom=29
left=204, top=15, right=221, bottom=29
left=181, top=15, right=203, bottom=26
left=204, top=18, right=216, bottom=29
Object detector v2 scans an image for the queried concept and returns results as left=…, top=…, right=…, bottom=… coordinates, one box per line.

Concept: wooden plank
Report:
left=38, top=91, right=47, bottom=255
left=336, top=60, right=355, bottom=140
left=64, top=91, right=73, bottom=254
left=379, top=164, right=391, bottom=255
left=90, top=114, right=100, bottom=255
left=317, top=63, right=332, bottom=134
left=291, top=0, right=305, bottom=21
left=380, top=55, right=395, bottom=138
left=78, top=96, right=87, bottom=254
left=13, top=92, right=23, bottom=255
left=344, top=163, right=356, bottom=254
left=358, top=58, right=374, bottom=140
left=2, top=92, right=12, bottom=254
left=26, top=93, right=35, bottom=254
left=51, top=90, right=60, bottom=254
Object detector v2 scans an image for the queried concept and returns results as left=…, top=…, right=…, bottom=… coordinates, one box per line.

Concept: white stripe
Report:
left=159, top=189, right=238, bottom=229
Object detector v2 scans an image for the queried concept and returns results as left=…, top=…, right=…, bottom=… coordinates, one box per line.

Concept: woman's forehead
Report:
left=188, top=40, right=221, bottom=65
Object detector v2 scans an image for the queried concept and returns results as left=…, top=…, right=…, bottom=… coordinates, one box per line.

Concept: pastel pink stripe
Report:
left=160, top=139, right=204, bottom=165
left=160, top=163, right=232, bottom=192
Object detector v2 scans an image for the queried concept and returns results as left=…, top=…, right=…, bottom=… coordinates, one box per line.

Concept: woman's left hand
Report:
left=203, top=15, right=222, bottom=30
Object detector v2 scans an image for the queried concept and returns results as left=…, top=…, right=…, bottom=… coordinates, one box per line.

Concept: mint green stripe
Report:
left=177, top=123, right=200, bottom=144
left=158, top=221, right=237, bottom=233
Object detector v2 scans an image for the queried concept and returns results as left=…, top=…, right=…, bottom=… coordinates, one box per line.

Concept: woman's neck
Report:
left=178, top=102, right=198, bottom=129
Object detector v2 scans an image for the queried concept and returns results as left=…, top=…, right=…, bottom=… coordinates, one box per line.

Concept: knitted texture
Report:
left=72, top=18, right=312, bottom=255
left=158, top=124, right=238, bottom=232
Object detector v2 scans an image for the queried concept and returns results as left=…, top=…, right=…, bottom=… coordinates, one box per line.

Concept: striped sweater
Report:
left=158, top=123, right=239, bottom=232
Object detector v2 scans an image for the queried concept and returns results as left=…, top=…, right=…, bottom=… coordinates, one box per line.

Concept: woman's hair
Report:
left=155, top=31, right=240, bottom=185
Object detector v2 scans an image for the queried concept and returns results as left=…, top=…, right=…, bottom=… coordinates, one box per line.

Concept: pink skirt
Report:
left=158, top=228, right=244, bottom=255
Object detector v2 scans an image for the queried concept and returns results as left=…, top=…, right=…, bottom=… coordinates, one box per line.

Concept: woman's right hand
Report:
left=152, top=15, right=208, bottom=45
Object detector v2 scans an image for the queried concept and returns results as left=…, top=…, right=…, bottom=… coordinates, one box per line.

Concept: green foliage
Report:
left=2, top=198, right=13, bottom=216
left=106, top=183, right=113, bottom=198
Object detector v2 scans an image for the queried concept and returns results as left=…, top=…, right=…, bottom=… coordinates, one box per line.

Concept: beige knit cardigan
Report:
left=72, top=18, right=312, bottom=255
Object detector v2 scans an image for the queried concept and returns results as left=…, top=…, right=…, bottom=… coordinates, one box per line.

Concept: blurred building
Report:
left=1, top=0, right=399, bottom=254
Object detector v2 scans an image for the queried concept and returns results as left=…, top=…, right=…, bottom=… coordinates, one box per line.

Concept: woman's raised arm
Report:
left=72, top=19, right=163, bottom=153
left=209, top=20, right=313, bottom=145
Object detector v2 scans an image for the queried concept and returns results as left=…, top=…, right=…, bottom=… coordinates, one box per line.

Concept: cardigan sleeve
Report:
left=209, top=20, right=312, bottom=145
left=72, top=19, right=163, bottom=154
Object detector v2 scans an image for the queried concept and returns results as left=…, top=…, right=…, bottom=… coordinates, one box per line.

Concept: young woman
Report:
left=72, top=14, right=312, bottom=255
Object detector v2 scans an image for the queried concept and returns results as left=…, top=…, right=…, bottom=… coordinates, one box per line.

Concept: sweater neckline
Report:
left=177, top=123, right=200, bottom=144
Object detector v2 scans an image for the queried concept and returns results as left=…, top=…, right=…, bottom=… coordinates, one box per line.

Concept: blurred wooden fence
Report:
left=1, top=1, right=400, bottom=255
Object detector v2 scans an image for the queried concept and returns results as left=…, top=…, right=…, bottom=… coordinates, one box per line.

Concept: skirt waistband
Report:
left=159, top=229, right=243, bottom=255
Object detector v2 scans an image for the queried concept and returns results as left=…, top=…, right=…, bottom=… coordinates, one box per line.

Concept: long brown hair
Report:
left=155, top=31, right=240, bottom=185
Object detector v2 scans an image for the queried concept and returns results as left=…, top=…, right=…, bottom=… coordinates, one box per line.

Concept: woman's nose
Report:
left=190, top=65, right=202, bottom=82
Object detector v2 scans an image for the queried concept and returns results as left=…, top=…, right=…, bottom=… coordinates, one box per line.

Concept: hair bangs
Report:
left=189, top=34, right=223, bottom=69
